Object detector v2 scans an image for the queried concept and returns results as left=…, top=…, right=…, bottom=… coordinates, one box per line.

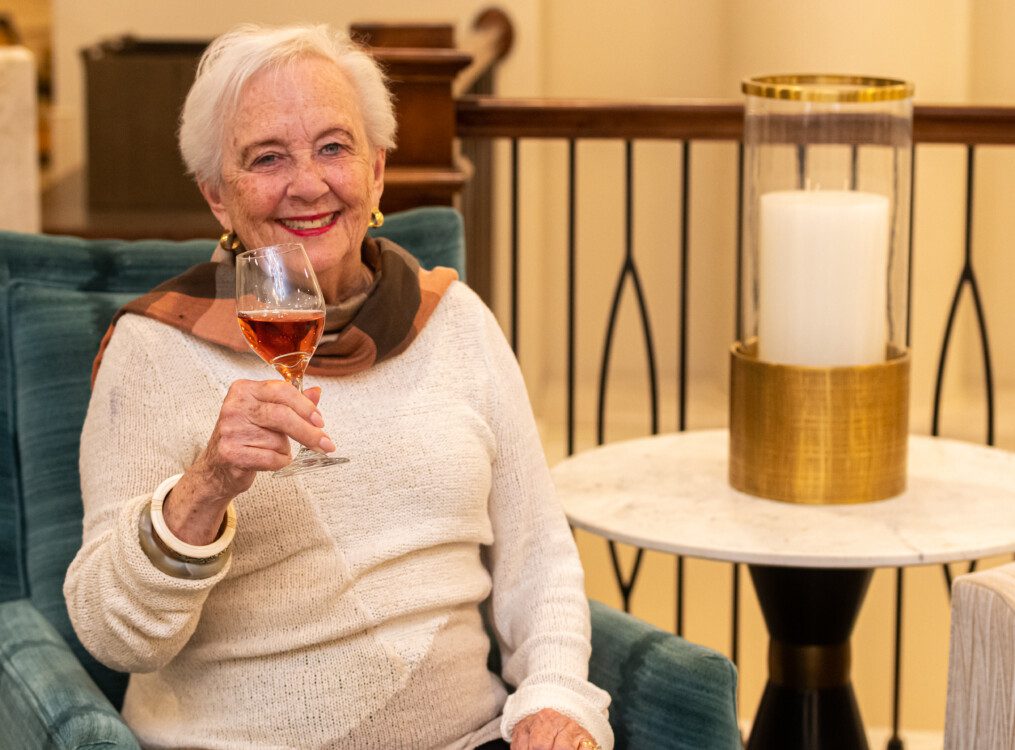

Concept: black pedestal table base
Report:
left=747, top=565, right=874, bottom=750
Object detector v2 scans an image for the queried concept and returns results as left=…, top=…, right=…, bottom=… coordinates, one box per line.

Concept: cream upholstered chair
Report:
left=0, top=45, right=39, bottom=232
left=945, top=562, right=1015, bottom=749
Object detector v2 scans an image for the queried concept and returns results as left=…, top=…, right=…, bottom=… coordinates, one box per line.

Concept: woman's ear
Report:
left=199, top=181, right=232, bottom=230
left=371, top=148, right=386, bottom=204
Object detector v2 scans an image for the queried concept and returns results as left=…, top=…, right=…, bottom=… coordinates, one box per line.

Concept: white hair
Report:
left=179, top=23, right=397, bottom=188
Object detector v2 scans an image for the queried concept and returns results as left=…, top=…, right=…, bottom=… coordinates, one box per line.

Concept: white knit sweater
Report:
left=64, top=281, right=613, bottom=750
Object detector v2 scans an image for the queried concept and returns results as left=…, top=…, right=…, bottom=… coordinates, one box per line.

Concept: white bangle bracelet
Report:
left=150, top=474, right=237, bottom=564
left=138, top=502, right=231, bottom=580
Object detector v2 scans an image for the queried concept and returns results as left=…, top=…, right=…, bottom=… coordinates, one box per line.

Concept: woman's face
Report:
left=201, top=55, right=385, bottom=301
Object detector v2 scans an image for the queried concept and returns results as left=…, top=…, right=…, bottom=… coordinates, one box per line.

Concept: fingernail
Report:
left=319, top=435, right=337, bottom=453
left=310, top=410, right=325, bottom=427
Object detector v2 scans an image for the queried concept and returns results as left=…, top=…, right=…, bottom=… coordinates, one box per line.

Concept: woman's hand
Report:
left=162, top=381, right=335, bottom=544
left=511, top=709, right=599, bottom=750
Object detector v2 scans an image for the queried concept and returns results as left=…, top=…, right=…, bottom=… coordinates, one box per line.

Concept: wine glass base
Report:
left=272, top=450, right=350, bottom=478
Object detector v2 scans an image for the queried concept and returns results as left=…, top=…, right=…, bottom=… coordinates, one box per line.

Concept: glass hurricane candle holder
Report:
left=729, top=75, right=914, bottom=504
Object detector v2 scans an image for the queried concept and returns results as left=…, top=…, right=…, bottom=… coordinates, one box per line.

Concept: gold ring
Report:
left=578, top=740, right=600, bottom=750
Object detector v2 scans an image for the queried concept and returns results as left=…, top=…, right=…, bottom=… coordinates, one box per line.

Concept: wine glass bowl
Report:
left=236, top=309, right=325, bottom=385
left=235, top=243, right=348, bottom=476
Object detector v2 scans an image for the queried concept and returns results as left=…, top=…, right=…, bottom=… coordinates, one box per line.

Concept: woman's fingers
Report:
left=242, top=399, right=331, bottom=453
left=191, top=378, right=335, bottom=500
left=225, top=380, right=335, bottom=453
left=214, top=422, right=291, bottom=463
left=511, top=709, right=595, bottom=750
left=230, top=379, right=320, bottom=426
left=232, top=444, right=292, bottom=472
left=304, top=385, right=323, bottom=406
left=170, top=380, right=329, bottom=524
left=510, top=719, right=531, bottom=749
left=512, top=709, right=562, bottom=749
left=554, top=724, right=591, bottom=750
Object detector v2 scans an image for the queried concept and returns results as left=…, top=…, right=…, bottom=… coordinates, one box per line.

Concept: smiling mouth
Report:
left=277, top=212, right=338, bottom=231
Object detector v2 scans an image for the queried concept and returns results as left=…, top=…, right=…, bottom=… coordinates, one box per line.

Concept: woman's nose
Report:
left=286, top=155, right=329, bottom=203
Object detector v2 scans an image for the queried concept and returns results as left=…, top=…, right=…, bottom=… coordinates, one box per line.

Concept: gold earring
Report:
left=219, top=231, right=242, bottom=252
left=368, top=209, right=384, bottom=228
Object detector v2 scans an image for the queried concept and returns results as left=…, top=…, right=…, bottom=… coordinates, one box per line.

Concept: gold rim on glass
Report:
left=742, top=74, right=914, bottom=103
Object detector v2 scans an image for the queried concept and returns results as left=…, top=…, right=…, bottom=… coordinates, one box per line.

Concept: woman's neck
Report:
left=319, top=261, right=375, bottom=306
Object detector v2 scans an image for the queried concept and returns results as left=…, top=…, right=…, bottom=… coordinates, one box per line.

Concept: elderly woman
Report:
left=64, top=23, right=611, bottom=750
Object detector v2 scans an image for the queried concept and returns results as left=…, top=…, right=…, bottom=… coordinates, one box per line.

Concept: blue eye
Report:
left=252, top=153, right=279, bottom=168
left=320, top=142, right=344, bottom=156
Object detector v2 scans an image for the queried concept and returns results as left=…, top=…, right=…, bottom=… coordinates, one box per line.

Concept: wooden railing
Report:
left=457, top=96, right=1015, bottom=143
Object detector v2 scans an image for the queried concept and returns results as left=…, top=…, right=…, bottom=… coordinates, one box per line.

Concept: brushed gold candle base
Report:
left=729, top=341, right=909, bottom=504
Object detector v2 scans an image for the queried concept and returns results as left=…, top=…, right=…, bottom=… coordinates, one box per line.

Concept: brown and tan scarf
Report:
left=92, top=236, right=458, bottom=386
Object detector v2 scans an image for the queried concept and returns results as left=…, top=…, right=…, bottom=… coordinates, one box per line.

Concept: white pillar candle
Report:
left=757, top=190, right=890, bottom=366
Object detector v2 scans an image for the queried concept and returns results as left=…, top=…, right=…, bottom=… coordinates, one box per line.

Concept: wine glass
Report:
left=235, top=243, right=348, bottom=477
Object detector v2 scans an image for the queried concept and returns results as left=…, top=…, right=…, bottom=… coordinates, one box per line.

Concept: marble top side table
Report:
left=552, top=430, right=1015, bottom=750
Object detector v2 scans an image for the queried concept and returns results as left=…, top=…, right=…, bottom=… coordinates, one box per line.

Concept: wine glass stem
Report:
left=272, top=358, right=307, bottom=392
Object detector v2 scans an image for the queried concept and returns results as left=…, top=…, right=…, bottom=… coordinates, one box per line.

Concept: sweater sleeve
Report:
left=64, top=317, right=230, bottom=674
left=477, top=307, right=614, bottom=749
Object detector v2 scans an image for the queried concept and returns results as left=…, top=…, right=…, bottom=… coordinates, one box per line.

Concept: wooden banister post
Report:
left=455, top=8, right=514, bottom=98
left=350, top=21, right=471, bottom=214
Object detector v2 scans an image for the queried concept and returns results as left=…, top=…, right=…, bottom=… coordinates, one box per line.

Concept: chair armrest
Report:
left=945, top=562, right=1015, bottom=749
left=0, top=598, right=139, bottom=749
left=589, top=600, right=741, bottom=750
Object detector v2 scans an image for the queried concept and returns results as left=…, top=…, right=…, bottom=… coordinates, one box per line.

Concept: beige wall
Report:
left=48, top=0, right=1015, bottom=738
left=969, top=1, right=1015, bottom=444
left=47, top=0, right=543, bottom=181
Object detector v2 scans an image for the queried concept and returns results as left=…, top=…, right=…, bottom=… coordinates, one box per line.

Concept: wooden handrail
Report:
left=457, top=96, right=1015, bottom=145
left=453, top=8, right=514, bottom=98
left=350, top=21, right=455, bottom=48
left=457, top=97, right=742, bottom=140
left=914, top=105, right=1015, bottom=144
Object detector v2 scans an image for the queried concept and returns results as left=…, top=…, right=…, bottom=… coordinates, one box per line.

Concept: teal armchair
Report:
left=0, top=207, right=739, bottom=749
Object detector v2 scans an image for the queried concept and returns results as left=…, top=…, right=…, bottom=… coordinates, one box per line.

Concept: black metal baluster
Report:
left=961, top=147, right=995, bottom=577
left=731, top=143, right=745, bottom=675
left=731, top=564, right=741, bottom=658
left=567, top=139, right=577, bottom=457
left=606, top=549, right=644, bottom=614
left=887, top=144, right=917, bottom=750
left=886, top=568, right=905, bottom=750
left=797, top=144, right=807, bottom=188
left=887, top=142, right=904, bottom=347
left=943, top=562, right=955, bottom=592
left=931, top=146, right=995, bottom=444
left=906, top=144, right=916, bottom=348
left=932, top=153, right=964, bottom=599
left=933, top=145, right=996, bottom=596
left=510, top=138, right=520, bottom=355
left=678, top=140, right=691, bottom=433
left=735, top=142, right=745, bottom=344
left=967, top=269, right=996, bottom=449
left=599, top=140, right=659, bottom=611
left=674, top=141, right=691, bottom=637
left=850, top=144, right=859, bottom=190
left=675, top=557, right=685, bottom=637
